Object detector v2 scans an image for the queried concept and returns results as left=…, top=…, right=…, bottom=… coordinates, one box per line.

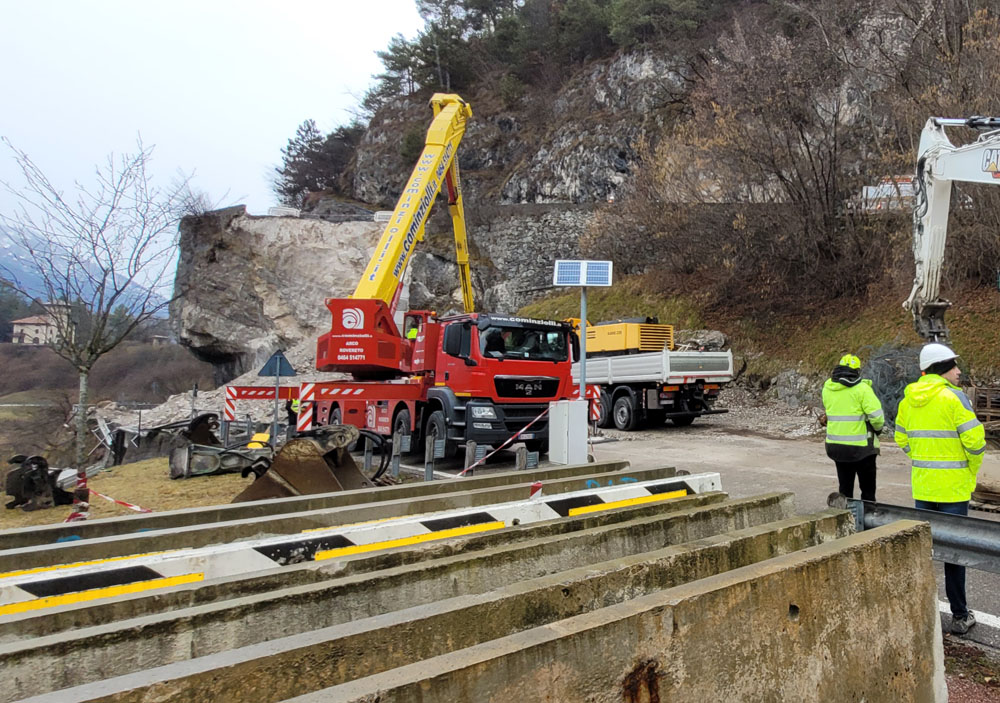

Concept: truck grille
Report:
left=494, top=377, right=560, bottom=398
left=502, top=404, right=549, bottom=433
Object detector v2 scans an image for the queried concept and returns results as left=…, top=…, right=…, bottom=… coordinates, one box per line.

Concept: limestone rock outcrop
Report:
left=171, top=207, right=381, bottom=380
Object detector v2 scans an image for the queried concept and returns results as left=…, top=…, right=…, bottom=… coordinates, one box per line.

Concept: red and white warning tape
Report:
left=89, top=489, right=152, bottom=513
left=456, top=407, right=549, bottom=477
left=65, top=489, right=152, bottom=521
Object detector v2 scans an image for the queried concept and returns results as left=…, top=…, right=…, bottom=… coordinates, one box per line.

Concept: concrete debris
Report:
left=97, top=339, right=346, bottom=431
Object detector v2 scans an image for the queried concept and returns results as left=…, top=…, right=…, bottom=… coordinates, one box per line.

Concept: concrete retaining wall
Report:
left=306, top=522, right=945, bottom=703
left=11, top=510, right=851, bottom=702
left=4, top=494, right=796, bottom=697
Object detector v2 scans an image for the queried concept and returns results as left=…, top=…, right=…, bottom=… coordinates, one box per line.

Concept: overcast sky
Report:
left=0, top=0, right=424, bottom=216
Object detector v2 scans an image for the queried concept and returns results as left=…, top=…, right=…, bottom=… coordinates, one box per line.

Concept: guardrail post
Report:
left=515, top=445, right=527, bottom=471
left=391, top=431, right=402, bottom=479
left=425, top=439, right=445, bottom=481
left=363, top=435, right=373, bottom=472
left=464, top=441, right=477, bottom=472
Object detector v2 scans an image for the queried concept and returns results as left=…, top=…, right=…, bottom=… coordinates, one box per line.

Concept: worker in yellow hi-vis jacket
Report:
left=822, top=354, right=884, bottom=501
left=895, top=343, right=986, bottom=636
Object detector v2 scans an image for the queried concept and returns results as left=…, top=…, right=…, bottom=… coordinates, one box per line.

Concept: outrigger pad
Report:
left=231, top=425, right=372, bottom=502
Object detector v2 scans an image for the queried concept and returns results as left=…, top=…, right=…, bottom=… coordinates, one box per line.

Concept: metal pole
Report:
left=272, top=375, right=280, bottom=449
left=579, top=286, right=587, bottom=401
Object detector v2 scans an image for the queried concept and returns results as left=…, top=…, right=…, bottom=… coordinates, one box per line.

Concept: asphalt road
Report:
left=585, top=416, right=1000, bottom=649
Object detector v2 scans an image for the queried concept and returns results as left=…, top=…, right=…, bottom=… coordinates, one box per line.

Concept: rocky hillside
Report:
left=173, top=2, right=1000, bottom=382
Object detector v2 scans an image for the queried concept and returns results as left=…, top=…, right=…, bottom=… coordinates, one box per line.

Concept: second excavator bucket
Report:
left=231, top=425, right=372, bottom=502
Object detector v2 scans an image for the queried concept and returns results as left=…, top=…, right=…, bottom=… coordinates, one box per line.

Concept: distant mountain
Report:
left=0, top=229, right=168, bottom=312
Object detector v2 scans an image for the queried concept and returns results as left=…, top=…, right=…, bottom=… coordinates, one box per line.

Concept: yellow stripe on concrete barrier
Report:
left=314, top=522, right=506, bottom=561
left=568, top=490, right=687, bottom=517
left=301, top=515, right=401, bottom=533
left=0, top=573, right=203, bottom=616
left=0, top=551, right=176, bottom=581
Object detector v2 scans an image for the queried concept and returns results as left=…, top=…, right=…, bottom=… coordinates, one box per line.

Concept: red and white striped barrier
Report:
left=224, top=386, right=237, bottom=422
left=569, top=385, right=602, bottom=422
left=456, top=407, right=550, bottom=477
left=297, top=383, right=316, bottom=433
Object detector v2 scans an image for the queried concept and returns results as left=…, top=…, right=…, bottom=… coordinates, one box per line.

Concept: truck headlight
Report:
left=470, top=406, right=497, bottom=420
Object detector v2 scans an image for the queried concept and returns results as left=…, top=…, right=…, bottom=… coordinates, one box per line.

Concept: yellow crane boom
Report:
left=353, top=93, right=474, bottom=314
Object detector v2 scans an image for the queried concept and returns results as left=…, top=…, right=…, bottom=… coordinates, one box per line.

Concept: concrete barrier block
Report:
left=2, top=494, right=803, bottom=699
left=0, top=492, right=731, bottom=645
left=0, top=465, right=678, bottom=572
left=9, top=510, right=853, bottom=702
left=304, top=522, right=944, bottom=703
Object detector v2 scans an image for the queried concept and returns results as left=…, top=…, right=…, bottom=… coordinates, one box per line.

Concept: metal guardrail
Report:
left=841, top=498, right=1000, bottom=574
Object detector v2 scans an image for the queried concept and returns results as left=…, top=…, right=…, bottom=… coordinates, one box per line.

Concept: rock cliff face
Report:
left=352, top=51, right=684, bottom=209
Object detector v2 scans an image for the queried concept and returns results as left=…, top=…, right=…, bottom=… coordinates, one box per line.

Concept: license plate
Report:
left=520, top=433, right=535, bottom=440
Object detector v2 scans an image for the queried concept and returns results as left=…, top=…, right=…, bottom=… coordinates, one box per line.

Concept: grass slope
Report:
left=0, top=457, right=253, bottom=530
left=519, top=278, right=1000, bottom=381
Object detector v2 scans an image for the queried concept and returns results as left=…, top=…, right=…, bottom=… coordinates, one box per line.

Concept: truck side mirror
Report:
left=442, top=323, right=462, bottom=356
left=571, top=332, right=580, bottom=362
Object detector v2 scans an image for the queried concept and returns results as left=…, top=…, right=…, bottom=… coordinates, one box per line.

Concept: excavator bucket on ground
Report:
left=232, top=425, right=373, bottom=502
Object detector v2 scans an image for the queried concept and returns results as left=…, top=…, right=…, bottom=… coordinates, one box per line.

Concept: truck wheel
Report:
left=671, top=416, right=696, bottom=427
left=392, top=408, right=419, bottom=456
left=613, top=395, right=639, bottom=431
left=596, top=389, right=612, bottom=428
left=426, top=410, right=457, bottom=459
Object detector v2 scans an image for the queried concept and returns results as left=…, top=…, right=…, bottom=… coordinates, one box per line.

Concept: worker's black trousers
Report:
left=834, top=454, right=877, bottom=502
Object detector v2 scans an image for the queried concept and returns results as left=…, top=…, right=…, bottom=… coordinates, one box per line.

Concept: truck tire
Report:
left=392, top=408, right=418, bottom=456
left=671, top=415, right=696, bottom=427
left=613, top=394, right=639, bottom=431
left=596, top=388, right=612, bottom=428
left=426, top=409, right=457, bottom=459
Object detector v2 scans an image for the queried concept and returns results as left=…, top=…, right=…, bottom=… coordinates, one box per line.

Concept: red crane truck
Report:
left=232, top=94, right=582, bottom=458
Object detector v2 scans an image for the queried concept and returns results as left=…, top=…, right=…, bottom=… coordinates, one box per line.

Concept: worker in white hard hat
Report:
left=821, top=353, right=884, bottom=501
left=894, top=342, right=986, bottom=635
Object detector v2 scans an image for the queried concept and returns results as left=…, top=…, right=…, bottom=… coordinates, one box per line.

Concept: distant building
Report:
left=267, top=206, right=301, bottom=217
left=857, top=176, right=915, bottom=214
left=11, top=315, right=55, bottom=345
left=10, top=304, right=73, bottom=346
left=150, top=335, right=171, bottom=347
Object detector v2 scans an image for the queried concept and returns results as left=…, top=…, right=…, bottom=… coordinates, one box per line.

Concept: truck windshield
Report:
left=479, top=326, right=568, bottom=362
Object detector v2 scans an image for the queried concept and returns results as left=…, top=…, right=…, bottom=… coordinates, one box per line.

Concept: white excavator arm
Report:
left=905, top=116, right=1000, bottom=341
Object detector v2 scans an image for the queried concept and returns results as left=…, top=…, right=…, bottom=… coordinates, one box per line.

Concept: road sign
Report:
left=258, top=350, right=296, bottom=377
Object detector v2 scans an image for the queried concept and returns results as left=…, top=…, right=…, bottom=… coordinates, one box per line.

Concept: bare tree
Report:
left=0, top=137, right=190, bottom=520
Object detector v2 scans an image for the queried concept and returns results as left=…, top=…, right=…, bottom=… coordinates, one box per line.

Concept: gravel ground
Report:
left=596, top=386, right=825, bottom=443
left=945, top=638, right=1000, bottom=702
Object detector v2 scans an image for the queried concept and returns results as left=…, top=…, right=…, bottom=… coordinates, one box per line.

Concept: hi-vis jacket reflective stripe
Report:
left=894, top=374, right=986, bottom=503
left=290, top=399, right=301, bottom=412
left=822, top=377, right=884, bottom=460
